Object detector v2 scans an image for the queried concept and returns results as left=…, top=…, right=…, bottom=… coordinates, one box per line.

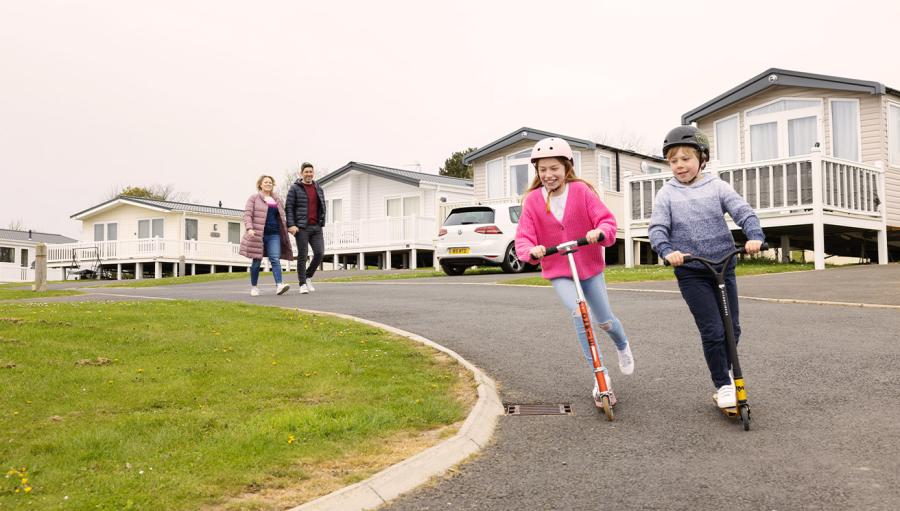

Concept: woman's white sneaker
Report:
left=276, top=283, right=290, bottom=295
left=617, top=344, right=634, bottom=375
left=250, top=286, right=260, bottom=297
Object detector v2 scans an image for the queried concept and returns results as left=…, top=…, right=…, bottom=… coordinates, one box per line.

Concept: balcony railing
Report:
left=46, top=239, right=245, bottom=265
left=323, top=216, right=437, bottom=251
left=625, top=150, right=885, bottom=226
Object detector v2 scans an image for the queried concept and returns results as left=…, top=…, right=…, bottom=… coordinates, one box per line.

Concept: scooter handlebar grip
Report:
left=577, top=237, right=590, bottom=246
left=543, top=246, right=559, bottom=257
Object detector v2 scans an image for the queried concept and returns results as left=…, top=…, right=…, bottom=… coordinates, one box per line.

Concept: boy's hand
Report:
left=665, top=251, right=689, bottom=267
left=586, top=229, right=603, bottom=244
left=529, top=245, right=546, bottom=259
left=745, top=240, right=763, bottom=255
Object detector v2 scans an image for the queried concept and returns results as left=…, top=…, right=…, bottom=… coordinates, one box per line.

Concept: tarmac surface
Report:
left=24, top=264, right=900, bottom=510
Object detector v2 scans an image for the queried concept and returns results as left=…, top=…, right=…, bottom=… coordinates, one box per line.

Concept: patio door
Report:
left=746, top=99, right=822, bottom=162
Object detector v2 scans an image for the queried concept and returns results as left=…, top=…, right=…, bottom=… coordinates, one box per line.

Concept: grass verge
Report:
left=503, top=259, right=817, bottom=286
left=0, top=288, right=83, bottom=300
left=0, top=300, right=473, bottom=510
left=320, top=267, right=504, bottom=283
left=101, top=272, right=250, bottom=288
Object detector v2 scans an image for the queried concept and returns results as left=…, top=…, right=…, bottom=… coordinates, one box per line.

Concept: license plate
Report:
left=448, top=247, right=470, bottom=255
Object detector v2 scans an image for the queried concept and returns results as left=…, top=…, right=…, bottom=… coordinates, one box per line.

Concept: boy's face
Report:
left=667, top=147, right=701, bottom=184
left=536, top=158, right=566, bottom=192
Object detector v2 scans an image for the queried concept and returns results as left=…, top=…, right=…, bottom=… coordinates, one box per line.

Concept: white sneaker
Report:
left=617, top=343, right=634, bottom=375
left=306, top=279, right=315, bottom=292
left=250, top=286, right=260, bottom=297
left=716, top=384, right=737, bottom=408
left=299, top=284, right=310, bottom=295
left=276, top=283, right=290, bottom=295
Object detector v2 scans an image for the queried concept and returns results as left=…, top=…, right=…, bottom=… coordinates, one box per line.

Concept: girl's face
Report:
left=260, top=178, right=275, bottom=193
left=667, top=147, right=701, bottom=184
left=536, top=158, right=567, bottom=192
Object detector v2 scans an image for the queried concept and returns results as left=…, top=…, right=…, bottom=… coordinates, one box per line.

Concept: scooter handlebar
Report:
left=542, top=233, right=602, bottom=257
left=663, top=242, right=770, bottom=266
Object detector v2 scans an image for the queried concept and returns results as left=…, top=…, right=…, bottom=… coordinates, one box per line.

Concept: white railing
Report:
left=46, top=239, right=246, bottom=265
left=0, top=266, right=33, bottom=283
left=625, top=150, right=884, bottom=226
left=323, top=216, right=438, bottom=251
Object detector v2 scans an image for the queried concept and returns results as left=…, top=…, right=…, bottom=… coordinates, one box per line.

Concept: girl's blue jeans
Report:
left=551, top=273, right=628, bottom=376
left=250, top=234, right=283, bottom=286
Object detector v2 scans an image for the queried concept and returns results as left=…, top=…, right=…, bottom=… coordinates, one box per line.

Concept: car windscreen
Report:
left=443, top=207, right=495, bottom=226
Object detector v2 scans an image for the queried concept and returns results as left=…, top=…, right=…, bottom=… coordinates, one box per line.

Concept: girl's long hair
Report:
left=525, top=157, right=599, bottom=197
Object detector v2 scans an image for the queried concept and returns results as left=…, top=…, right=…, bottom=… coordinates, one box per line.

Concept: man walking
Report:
left=286, top=162, right=326, bottom=294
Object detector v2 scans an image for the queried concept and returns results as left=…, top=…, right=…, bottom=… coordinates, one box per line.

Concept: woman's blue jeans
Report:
left=551, top=273, right=628, bottom=375
left=250, top=234, right=283, bottom=286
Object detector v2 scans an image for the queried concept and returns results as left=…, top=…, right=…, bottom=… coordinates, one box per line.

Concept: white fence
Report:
left=46, top=239, right=246, bottom=266
left=323, top=216, right=437, bottom=251
left=625, top=152, right=884, bottom=225
left=0, top=266, right=65, bottom=283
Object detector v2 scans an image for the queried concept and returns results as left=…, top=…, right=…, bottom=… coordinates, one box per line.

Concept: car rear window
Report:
left=444, top=207, right=495, bottom=226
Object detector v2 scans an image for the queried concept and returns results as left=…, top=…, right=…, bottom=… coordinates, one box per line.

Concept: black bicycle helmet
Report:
left=662, top=125, right=710, bottom=164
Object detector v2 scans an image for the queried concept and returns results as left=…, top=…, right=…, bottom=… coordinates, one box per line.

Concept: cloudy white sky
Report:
left=3, top=0, right=900, bottom=238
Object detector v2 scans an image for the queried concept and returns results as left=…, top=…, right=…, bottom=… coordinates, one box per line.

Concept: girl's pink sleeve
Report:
left=585, top=187, right=617, bottom=247
left=515, top=196, right=539, bottom=262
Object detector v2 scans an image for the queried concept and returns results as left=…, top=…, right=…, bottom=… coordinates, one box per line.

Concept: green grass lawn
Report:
left=320, top=266, right=504, bottom=283
left=100, top=272, right=250, bottom=288
left=0, top=286, right=83, bottom=300
left=504, top=259, right=816, bottom=286
left=0, top=301, right=472, bottom=510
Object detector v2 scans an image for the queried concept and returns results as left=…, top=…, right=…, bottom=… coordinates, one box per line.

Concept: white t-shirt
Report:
left=541, top=183, right=568, bottom=223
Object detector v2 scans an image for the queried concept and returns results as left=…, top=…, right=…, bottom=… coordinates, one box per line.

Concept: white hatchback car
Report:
left=434, top=202, right=533, bottom=275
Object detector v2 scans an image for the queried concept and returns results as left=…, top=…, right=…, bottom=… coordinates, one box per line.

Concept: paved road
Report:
left=58, top=265, right=900, bottom=510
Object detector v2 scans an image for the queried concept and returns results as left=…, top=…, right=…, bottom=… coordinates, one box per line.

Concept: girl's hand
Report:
left=745, top=240, right=763, bottom=255
left=665, top=251, right=688, bottom=267
left=586, top=229, right=603, bottom=244
left=247, top=229, right=257, bottom=238
left=529, top=245, right=546, bottom=259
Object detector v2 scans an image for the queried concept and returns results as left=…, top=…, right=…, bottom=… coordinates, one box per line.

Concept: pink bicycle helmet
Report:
left=530, top=137, right=573, bottom=164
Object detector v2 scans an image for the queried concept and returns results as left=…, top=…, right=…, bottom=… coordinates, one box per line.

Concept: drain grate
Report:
left=505, top=403, right=573, bottom=416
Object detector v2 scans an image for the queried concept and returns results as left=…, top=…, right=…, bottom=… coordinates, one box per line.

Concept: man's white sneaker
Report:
left=617, top=343, right=634, bottom=375
left=306, top=279, right=315, bottom=292
left=299, top=284, right=310, bottom=295
left=276, top=283, right=290, bottom=296
left=250, top=286, right=260, bottom=297
left=716, top=384, right=737, bottom=409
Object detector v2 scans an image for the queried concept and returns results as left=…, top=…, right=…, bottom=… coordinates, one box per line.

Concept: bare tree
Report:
left=594, top=130, right=660, bottom=156
left=106, top=184, right=190, bottom=202
left=5, top=219, right=24, bottom=231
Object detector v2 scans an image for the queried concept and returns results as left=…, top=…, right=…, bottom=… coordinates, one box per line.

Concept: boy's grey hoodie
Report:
left=649, top=173, right=764, bottom=268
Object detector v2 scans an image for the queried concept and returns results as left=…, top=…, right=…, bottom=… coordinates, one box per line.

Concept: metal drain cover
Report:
left=505, top=404, right=573, bottom=416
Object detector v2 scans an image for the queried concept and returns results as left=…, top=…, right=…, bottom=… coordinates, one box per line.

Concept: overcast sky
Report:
left=3, top=0, right=900, bottom=238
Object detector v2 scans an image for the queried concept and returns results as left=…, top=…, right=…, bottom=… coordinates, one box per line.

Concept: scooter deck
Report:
left=712, top=393, right=739, bottom=417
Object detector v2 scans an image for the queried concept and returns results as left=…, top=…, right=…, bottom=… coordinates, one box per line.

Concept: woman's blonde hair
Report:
left=525, top=157, right=598, bottom=196
left=256, top=175, right=275, bottom=191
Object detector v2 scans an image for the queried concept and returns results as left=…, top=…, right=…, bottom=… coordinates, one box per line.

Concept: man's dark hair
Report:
left=301, top=162, right=314, bottom=171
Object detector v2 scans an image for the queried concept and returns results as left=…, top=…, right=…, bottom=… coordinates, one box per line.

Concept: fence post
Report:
left=875, top=161, right=888, bottom=265
left=33, top=243, right=48, bottom=292
left=809, top=146, right=825, bottom=270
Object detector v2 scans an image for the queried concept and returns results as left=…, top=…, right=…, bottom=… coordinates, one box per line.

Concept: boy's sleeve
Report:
left=648, top=188, right=674, bottom=258
left=585, top=187, right=617, bottom=247
left=718, top=181, right=765, bottom=241
left=515, top=198, right=539, bottom=262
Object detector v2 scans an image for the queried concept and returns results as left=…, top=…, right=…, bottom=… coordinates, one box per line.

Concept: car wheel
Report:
left=501, top=243, right=526, bottom=273
left=441, top=263, right=467, bottom=276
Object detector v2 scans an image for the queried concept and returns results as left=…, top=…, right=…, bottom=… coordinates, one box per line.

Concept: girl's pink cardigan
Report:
left=515, top=181, right=617, bottom=280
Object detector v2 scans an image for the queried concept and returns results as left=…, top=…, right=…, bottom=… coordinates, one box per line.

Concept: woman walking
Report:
left=239, top=175, right=294, bottom=296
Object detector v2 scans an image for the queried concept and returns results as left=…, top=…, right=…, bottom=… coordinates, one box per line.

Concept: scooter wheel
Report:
left=601, top=395, right=614, bottom=421
left=739, top=405, right=750, bottom=431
